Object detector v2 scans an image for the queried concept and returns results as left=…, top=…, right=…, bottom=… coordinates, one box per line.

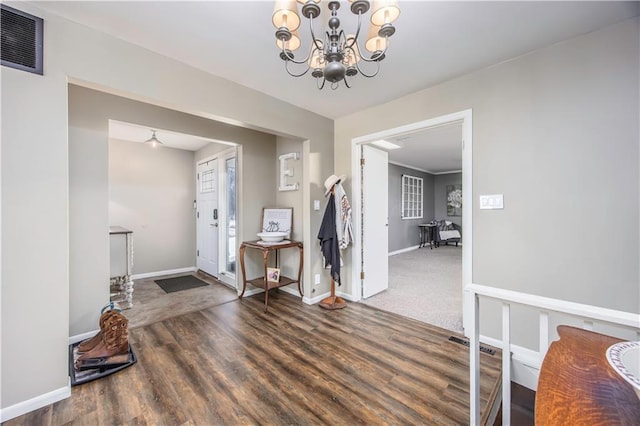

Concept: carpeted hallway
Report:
left=361, top=245, right=463, bottom=332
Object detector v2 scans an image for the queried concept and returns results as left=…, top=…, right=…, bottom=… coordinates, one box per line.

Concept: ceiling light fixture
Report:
left=273, top=0, right=400, bottom=90
left=370, top=139, right=401, bottom=150
left=144, top=130, right=163, bottom=148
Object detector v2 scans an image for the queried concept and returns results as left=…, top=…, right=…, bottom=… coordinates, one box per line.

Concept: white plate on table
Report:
left=606, top=341, right=640, bottom=398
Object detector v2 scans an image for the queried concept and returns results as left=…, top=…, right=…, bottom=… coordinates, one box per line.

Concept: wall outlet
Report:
left=314, top=273, right=320, bottom=285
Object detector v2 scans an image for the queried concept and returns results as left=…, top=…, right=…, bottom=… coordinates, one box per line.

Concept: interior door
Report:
left=362, top=144, right=389, bottom=298
left=197, top=159, right=219, bottom=277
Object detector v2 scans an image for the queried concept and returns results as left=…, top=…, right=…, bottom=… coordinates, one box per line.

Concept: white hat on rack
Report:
left=323, top=174, right=346, bottom=197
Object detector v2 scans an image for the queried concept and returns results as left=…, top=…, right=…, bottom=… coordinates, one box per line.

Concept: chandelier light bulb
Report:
left=273, top=0, right=301, bottom=31
left=371, top=0, right=400, bottom=26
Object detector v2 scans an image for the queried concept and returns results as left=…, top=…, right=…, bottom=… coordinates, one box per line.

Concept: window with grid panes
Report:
left=401, top=174, right=423, bottom=219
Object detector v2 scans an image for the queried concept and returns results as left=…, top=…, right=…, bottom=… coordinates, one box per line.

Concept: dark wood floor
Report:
left=494, top=382, right=536, bottom=426
left=5, top=291, right=503, bottom=425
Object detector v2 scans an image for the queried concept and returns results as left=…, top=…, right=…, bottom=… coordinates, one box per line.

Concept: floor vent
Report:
left=1, top=4, right=44, bottom=75
left=449, top=336, right=497, bottom=355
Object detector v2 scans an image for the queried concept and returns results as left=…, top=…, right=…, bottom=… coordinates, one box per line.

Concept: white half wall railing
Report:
left=467, top=283, right=640, bottom=426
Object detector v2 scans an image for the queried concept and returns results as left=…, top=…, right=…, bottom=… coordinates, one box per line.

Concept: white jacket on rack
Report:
left=334, top=183, right=353, bottom=250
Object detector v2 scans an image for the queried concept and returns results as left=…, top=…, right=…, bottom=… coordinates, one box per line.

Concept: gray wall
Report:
left=388, top=164, right=434, bottom=252
left=68, top=84, right=279, bottom=337
left=434, top=172, right=463, bottom=229
left=69, top=127, right=110, bottom=340
left=335, top=18, right=639, bottom=348
left=109, top=139, right=196, bottom=275
left=1, top=2, right=333, bottom=411
left=276, top=137, right=305, bottom=284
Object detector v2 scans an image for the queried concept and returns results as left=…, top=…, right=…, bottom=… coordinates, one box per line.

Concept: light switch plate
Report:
left=480, top=194, right=504, bottom=209
left=314, top=200, right=320, bottom=211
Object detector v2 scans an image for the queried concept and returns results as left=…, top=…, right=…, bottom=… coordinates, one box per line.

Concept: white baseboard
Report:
left=302, top=288, right=359, bottom=305
left=388, top=245, right=420, bottom=256
left=388, top=243, right=462, bottom=258
left=336, top=290, right=359, bottom=302
left=302, top=291, right=327, bottom=305
left=0, top=381, right=71, bottom=422
left=480, top=335, right=541, bottom=391
left=69, top=329, right=99, bottom=345
left=131, top=266, right=195, bottom=280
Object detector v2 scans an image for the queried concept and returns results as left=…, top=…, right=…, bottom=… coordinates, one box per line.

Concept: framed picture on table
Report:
left=267, top=267, right=280, bottom=283
left=261, top=207, right=293, bottom=239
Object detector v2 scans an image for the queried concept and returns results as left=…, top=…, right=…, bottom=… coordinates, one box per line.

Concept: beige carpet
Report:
left=361, top=245, right=463, bottom=333
left=123, top=271, right=238, bottom=329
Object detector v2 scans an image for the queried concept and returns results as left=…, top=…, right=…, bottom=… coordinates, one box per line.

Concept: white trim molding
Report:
left=301, top=288, right=360, bottom=305
left=480, top=335, right=542, bottom=391
left=468, top=283, right=640, bottom=425
left=388, top=245, right=420, bottom=256
left=0, top=382, right=71, bottom=422
left=351, top=109, right=473, bottom=312
left=131, top=266, right=195, bottom=280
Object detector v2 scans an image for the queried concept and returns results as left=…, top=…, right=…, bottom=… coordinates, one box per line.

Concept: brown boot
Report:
left=77, top=309, right=122, bottom=353
left=77, top=311, right=129, bottom=361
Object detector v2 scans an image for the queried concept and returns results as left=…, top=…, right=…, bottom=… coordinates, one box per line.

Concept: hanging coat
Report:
left=317, top=193, right=341, bottom=285
left=334, top=183, right=353, bottom=250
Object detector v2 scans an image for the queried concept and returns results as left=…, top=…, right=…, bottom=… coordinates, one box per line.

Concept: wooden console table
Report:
left=239, top=240, right=303, bottom=312
left=536, top=325, right=640, bottom=424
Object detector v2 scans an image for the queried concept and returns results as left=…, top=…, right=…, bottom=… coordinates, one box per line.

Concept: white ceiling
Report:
left=37, top=1, right=638, bottom=170
left=386, top=122, right=463, bottom=174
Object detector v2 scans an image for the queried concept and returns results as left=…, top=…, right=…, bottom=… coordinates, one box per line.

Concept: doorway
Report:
left=196, top=147, right=238, bottom=287
left=351, top=109, right=473, bottom=335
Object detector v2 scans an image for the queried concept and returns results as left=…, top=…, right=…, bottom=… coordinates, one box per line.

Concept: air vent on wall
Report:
left=1, top=4, right=43, bottom=75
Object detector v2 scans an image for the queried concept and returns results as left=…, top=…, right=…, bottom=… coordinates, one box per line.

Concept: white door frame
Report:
left=350, top=109, right=474, bottom=335
left=196, top=146, right=239, bottom=290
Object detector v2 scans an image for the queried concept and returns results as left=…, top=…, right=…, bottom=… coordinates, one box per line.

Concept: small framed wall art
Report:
left=447, top=184, right=462, bottom=216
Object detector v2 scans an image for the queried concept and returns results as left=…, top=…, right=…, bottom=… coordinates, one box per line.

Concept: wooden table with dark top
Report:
left=238, top=240, right=303, bottom=312
left=535, top=325, right=640, bottom=425
left=418, top=223, right=436, bottom=249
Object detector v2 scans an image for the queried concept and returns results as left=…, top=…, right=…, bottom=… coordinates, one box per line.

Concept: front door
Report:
left=362, top=144, right=389, bottom=298
left=197, top=159, right=218, bottom=277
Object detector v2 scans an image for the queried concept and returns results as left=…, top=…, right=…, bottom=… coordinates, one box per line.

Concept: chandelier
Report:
left=273, top=0, right=400, bottom=89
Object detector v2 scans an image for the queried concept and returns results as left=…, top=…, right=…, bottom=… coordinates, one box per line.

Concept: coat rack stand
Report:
left=319, top=278, right=346, bottom=310
left=319, top=185, right=347, bottom=310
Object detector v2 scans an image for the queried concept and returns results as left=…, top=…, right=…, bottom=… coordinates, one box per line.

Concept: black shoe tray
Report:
left=69, top=340, right=137, bottom=386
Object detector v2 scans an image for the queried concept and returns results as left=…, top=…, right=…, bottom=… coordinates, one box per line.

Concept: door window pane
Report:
left=201, top=169, right=215, bottom=193
left=225, top=157, right=236, bottom=274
